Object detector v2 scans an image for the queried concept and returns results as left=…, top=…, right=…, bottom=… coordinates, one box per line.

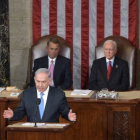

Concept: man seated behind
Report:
left=30, top=38, right=73, bottom=90
left=89, top=40, right=129, bottom=91
left=3, top=68, right=76, bottom=122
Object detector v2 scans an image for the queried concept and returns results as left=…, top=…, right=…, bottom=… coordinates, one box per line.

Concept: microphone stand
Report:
left=34, top=98, right=41, bottom=127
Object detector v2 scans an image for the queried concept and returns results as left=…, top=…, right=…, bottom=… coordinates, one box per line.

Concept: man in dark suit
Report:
left=89, top=40, right=129, bottom=91
left=30, top=38, right=73, bottom=90
left=3, top=68, right=76, bottom=122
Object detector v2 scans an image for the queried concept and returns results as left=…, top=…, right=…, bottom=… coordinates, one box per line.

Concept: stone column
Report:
left=9, top=0, right=32, bottom=88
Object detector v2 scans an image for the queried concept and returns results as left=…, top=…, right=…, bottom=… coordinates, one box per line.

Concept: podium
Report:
left=2, top=90, right=140, bottom=140
left=5, top=122, right=72, bottom=140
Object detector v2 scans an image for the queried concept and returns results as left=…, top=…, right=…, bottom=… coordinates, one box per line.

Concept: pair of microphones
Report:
left=34, top=98, right=41, bottom=127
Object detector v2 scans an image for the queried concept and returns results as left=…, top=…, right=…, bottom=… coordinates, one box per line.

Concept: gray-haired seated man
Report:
left=3, top=68, right=76, bottom=122
left=89, top=40, right=129, bottom=91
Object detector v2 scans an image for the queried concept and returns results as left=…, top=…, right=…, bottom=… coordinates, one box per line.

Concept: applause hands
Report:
left=68, top=109, right=76, bottom=122
left=3, top=107, right=14, bottom=119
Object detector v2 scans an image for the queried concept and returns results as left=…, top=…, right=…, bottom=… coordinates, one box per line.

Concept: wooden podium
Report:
left=2, top=90, right=140, bottom=140
left=5, top=122, right=72, bottom=140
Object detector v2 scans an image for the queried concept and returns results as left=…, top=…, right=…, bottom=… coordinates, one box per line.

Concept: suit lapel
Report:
left=44, top=56, right=49, bottom=68
left=42, top=87, right=55, bottom=121
left=53, top=55, right=61, bottom=84
left=101, top=58, right=108, bottom=81
left=31, top=87, right=41, bottom=122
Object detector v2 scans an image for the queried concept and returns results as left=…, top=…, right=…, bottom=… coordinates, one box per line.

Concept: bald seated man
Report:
left=89, top=40, right=129, bottom=91
left=3, top=68, right=76, bottom=122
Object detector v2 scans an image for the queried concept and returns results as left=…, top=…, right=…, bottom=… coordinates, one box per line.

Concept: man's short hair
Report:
left=103, top=40, right=117, bottom=50
left=35, top=68, right=51, bottom=79
left=47, top=38, right=60, bottom=47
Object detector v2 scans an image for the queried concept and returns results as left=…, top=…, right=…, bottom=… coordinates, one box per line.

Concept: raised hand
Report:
left=3, top=107, right=14, bottom=119
left=68, top=109, right=76, bottom=122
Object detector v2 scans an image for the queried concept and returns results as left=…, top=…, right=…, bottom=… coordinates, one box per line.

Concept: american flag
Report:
left=33, top=0, right=137, bottom=89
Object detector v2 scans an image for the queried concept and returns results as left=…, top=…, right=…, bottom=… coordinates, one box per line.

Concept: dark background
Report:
left=0, top=0, right=9, bottom=86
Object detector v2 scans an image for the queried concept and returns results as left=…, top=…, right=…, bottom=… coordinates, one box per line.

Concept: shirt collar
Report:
left=106, top=56, right=115, bottom=63
left=37, top=86, right=50, bottom=97
left=48, top=56, right=56, bottom=62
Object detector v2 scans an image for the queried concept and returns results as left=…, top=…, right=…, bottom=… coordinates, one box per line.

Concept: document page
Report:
left=0, top=87, right=5, bottom=92
left=46, top=124, right=66, bottom=127
left=71, top=89, right=92, bottom=95
left=22, top=123, right=45, bottom=126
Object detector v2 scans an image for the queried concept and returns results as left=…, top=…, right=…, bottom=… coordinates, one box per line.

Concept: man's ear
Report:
left=34, top=77, right=36, bottom=83
left=46, top=46, right=48, bottom=51
left=115, top=49, right=117, bottom=55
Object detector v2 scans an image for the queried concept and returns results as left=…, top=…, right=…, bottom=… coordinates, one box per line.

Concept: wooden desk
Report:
left=61, top=90, right=140, bottom=140
left=0, top=98, right=7, bottom=140
left=1, top=90, right=140, bottom=140
left=0, top=90, right=23, bottom=140
left=5, top=122, right=72, bottom=140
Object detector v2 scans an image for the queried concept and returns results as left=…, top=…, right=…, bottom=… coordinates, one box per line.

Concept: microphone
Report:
left=36, top=98, right=41, bottom=105
left=34, top=98, right=41, bottom=127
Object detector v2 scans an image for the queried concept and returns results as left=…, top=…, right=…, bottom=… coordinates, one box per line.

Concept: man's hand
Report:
left=3, top=107, right=14, bottom=119
left=68, top=109, right=76, bottom=122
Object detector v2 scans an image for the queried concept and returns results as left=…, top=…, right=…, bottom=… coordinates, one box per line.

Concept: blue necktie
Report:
left=39, top=93, right=44, bottom=119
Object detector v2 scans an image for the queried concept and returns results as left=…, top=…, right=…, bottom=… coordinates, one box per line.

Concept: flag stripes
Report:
left=33, top=0, right=138, bottom=89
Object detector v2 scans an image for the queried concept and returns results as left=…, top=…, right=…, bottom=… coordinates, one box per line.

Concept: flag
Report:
left=33, top=0, right=138, bottom=89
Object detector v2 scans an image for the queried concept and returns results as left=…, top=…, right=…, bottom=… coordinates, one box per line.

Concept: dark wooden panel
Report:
left=6, top=126, right=72, bottom=140
left=136, top=101, right=140, bottom=140
left=0, top=98, right=7, bottom=140
left=60, top=102, right=107, bottom=140
left=107, top=105, right=135, bottom=140
left=113, top=112, right=130, bottom=140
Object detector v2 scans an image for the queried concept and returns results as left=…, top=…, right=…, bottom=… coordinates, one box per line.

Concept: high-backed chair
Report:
left=24, top=35, right=71, bottom=89
left=31, top=35, right=71, bottom=69
left=95, top=35, right=136, bottom=89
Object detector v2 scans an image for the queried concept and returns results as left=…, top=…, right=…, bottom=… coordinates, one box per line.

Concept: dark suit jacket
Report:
left=10, top=86, right=70, bottom=122
left=89, top=57, right=129, bottom=91
left=30, top=55, right=73, bottom=90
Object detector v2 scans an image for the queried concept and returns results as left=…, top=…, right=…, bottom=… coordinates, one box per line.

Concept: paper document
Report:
left=22, top=123, right=45, bottom=126
left=10, top=92, right=19, bottom=96
left=46, top=124, right=66, bottom=127
left=0, top=87, right=5, bottom=93
left=71, top=89, right=92, bottom=95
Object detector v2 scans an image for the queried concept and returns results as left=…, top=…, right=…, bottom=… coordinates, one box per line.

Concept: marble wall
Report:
left=0, top=0, right=9, bottom=86
left=9, top=0, right=140, bottom=89
left=9, top=0, right=32, bottom=88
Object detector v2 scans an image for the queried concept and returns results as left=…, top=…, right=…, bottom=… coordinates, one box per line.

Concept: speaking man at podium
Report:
left=3, top=68, right=76, bottom=122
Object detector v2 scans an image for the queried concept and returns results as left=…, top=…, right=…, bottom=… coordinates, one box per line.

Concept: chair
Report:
left=31, top=35, right=71, bottom=69
left=95, top=35, right=136, bottom=89
left=24, top=35, right=71, bottom=89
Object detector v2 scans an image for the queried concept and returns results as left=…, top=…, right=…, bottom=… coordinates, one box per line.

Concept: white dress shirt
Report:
left=106, top=56, right=115, bottom=69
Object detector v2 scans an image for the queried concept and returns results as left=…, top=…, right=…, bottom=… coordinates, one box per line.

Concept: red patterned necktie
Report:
left=107, top=61, right=112, bottom=81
